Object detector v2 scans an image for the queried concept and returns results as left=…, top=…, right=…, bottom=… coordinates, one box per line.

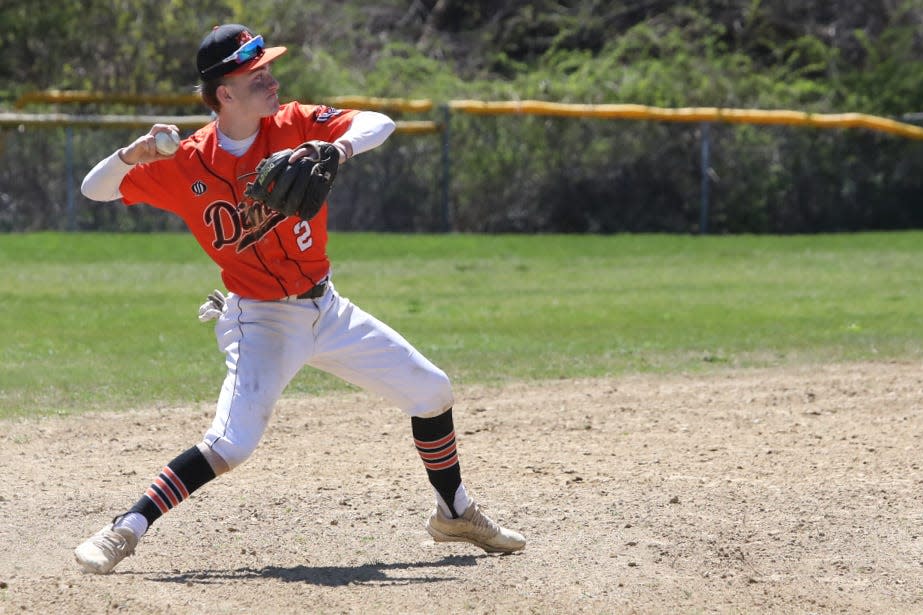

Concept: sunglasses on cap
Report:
left=202, top=34, right=265, bottom=74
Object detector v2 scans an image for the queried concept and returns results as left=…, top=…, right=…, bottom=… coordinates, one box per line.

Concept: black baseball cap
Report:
left=197, top=24, right=287, bottom=81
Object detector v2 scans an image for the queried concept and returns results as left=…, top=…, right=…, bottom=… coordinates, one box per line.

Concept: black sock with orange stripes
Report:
left=127, top=446, right=217, bottom=527
left=412, top=409, right=463, bottom=518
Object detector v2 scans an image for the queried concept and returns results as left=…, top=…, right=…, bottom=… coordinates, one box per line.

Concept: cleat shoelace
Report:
left=92, top=529, right=135, bottom=560
left=469, top=506, right=499, bottom=535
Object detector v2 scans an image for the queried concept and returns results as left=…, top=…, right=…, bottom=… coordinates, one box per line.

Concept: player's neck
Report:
left=215, top=112, right=261, bottom=141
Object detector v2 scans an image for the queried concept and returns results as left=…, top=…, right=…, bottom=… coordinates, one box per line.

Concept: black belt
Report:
left=295, top=280, right=328, bottom=299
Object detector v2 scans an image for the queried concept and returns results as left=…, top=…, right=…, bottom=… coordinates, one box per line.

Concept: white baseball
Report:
left=155, top=130, right=180, bottom=155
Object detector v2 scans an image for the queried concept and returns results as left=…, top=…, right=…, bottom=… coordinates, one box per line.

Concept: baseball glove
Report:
left=243, top=141, right=340, bottom=220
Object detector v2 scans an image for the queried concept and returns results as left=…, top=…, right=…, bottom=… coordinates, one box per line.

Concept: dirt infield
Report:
left=2, top=362, right=922, bottom=614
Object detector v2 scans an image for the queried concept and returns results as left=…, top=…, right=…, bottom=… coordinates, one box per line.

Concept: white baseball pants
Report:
left=202, top=281, right=454, bottom=468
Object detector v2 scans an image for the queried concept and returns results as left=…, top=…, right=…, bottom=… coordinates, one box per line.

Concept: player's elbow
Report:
left=381, top=115, right=397, bottom=138
left=80, top=176, right=99, bottom=200
left=355, top=111, right=396, bottom=141
left=80, top=175, right=119, bottom=202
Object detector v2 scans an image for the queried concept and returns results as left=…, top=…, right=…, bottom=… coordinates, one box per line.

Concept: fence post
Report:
left=699, top=121, right=711, bottom=235
left=65, top=126, right=76, bottom=231
left=440, top=103, right=452, bottom=232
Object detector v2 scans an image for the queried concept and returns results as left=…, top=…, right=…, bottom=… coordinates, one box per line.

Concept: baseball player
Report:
left=74, top=23, right=525, bottom=574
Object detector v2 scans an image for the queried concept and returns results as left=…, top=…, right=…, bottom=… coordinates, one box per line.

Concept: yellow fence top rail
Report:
left=448, top=100, right=923, bottom=140
left=9, top=90, right=923, bottom=140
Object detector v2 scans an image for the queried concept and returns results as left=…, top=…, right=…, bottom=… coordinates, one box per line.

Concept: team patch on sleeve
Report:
left=313, top=105, right=343, bottom=123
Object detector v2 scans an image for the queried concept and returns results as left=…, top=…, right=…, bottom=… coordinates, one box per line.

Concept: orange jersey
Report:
left=119, top=102, right=359, bottom=300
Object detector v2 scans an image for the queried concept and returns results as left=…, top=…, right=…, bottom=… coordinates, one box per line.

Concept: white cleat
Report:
left=426, top=503, right=526, bottom=554
left=74, top=524, right=138, bottom=574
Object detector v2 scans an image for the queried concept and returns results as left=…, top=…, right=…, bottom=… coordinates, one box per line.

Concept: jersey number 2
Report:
left=294, top=221, right=313, bottom=251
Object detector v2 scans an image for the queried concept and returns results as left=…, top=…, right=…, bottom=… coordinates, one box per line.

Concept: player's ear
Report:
left=216, top=84, right=233, bottom=104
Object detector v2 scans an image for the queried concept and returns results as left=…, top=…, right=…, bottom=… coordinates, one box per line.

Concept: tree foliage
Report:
left=1, top=0, right=922, bottom=233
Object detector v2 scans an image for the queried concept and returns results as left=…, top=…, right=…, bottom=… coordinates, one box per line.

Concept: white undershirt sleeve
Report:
left=81, top=151, right=134, bottom=202
left=336, top=111, right=396, bottom=158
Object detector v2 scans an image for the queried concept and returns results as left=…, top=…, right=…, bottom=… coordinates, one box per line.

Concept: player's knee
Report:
left=407, top=368, right=454, bottom=417
left=212, top=441, right=257, bottom=470
left=196, top=442, right=231, bottom=475
left=201, top=434, right=260, bottom=470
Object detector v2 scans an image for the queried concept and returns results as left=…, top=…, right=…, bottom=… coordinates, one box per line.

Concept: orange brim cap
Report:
left=226, top=46, right=288, bottom=77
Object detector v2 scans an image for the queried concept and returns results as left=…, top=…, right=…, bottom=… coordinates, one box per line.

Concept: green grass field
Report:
left=2, top=231, right=922, bottom=418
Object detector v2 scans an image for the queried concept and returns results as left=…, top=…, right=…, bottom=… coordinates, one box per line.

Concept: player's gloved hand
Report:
left=197, top=289, right=226, bottom=323
left=243, top=141, right=339, bottom=221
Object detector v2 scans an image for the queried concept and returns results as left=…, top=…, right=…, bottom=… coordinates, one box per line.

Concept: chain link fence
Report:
left=2, top=109, right=921, bottom=234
